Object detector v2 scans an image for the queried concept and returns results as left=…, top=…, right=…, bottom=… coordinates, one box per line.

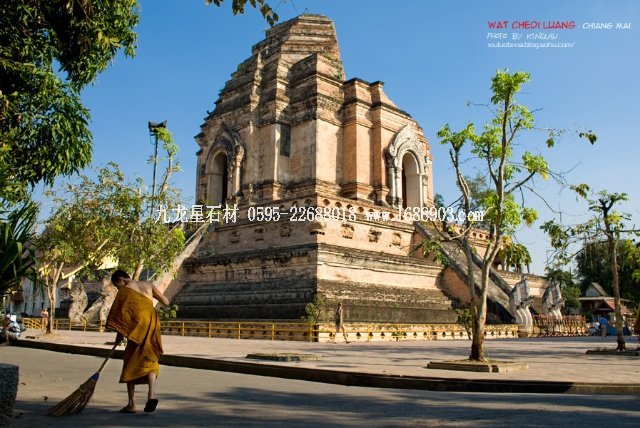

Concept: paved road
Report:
left=2, top=347, right=640, bottom=427
left=17, top=330, right=640, bottom=384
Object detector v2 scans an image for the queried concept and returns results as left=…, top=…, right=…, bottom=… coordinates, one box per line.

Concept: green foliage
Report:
left=456, top=309, right=472, bottom=339
left=570, top=183, right=591, bottom=199
left=576, top=240, right=640, bottom=306
left=465, top=174, right=490, bottom=212
left=301, top=294, right=328, bottom=325
left=158, top=304, right=179, bottom=321
left=481, top=193, right=528, bottom=236
left=0, top=202, right=37, bottom=296
left=542, top=188, right=637, bottom=349
left=437, top=69, right=568, bottom=360
left=157, top=127, right=178, bottom=158
left=40, top=161, right=185, bottom=280
left=437, top=123, right=476, bottom=152
left=38, top=118, right=185, bottom=280
left=206, top=0, right=279, bottom=26
left=433, top=194, right=445, bottom=209
left=499, top=238, right=532, bottom=272
left=521, top=207, right=538, bottom=226
left=521, top=152, right=549, bottom=180
left=489, top=70, right=531, bottom=105
left=419, top=237, right=449, bottom=266
left=446, top=173, right=491, bottom=230
left=37, top=164, right=137, bottom=276
left=542, top=188, right=635, bottom=269
left=0, top=0, right=139, bottom=195
left=579, top=130, right=598, bottom=145
left=437, top=70, right=551, bottom=244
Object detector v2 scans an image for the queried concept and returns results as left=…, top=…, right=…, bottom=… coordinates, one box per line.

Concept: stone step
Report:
left=413, top=221, right=514, bottom=322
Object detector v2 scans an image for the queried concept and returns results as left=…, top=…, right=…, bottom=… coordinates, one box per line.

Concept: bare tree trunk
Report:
left=606, top=230, right=625, bottom=351
left=45, top=263, right=64, bottom=334
left=133, top=259, right=145, bottom=281
left=47, top=285, right=55, bottom=334
left=463, top=241, right=487, bottom=361
left=470, top=308, right=486, bottom=360
left=471, top=265, right=492, bottom=361
left=601, top=199, right=626, bottom=351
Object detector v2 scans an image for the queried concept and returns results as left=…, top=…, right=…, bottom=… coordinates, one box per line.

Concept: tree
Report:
left=0, top=1, right=276, bottom=200
left=0, top=202, right=37, bottom=297
left=116, top=126, right=184, bottom=280
left=498, top=238, right=532, bottom=273
left=456, top=309, right=472, bottom=339
left=158, top=304, right=179, bottom=321
left=433, top=193, right=445, bottom=209
left=206, top=0, right=279, bottom=26
left=465, top=174, right=491, bottom=215
left=37, top=125, right=184, bottom=333
left=437, top=70, right=553, bottom=361
left=575, top=240, right=640, bottom=305
left=1, top=1, right=269, bottom=321
left=0, top=1, right=139, bottom=195
left=37, top=200, right=109, bottom=333
left=301, top=294, right=328, bottom=326
left=543, top=189, right=639, bottom=351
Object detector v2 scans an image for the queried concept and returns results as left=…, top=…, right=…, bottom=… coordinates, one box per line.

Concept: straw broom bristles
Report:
left=46, top=371, right=100, bottom=416
left=47, top=341, right=120, bottom=417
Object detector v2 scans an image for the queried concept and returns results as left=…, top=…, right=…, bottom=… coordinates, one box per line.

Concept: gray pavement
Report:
left=15, top=330, right=640, bottom=384
left=2, top=346, right=640, bottom=427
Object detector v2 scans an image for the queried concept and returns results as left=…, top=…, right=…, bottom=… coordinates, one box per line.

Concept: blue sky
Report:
left=41, top=0, right=639, bottom=274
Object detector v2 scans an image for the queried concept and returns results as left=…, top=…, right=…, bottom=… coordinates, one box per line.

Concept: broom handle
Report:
left=96, top=339, right=122, bottom=374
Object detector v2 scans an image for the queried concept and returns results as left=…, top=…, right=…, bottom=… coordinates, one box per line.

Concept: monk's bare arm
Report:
left=152, top=285, right=169, bottom=306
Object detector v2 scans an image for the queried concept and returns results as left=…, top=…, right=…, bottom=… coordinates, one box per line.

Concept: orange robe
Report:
left=106, top=287, right=163, bottom=384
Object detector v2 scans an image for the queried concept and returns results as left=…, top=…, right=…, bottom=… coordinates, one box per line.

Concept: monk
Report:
left=107, top=269, right=169, bottom=413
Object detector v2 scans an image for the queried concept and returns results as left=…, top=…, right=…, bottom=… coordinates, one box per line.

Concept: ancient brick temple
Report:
left=171, top=15, right=534, bottom=323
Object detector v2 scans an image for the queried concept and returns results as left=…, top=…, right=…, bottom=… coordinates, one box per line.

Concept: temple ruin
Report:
left=170, top=15, right=548, bottom=324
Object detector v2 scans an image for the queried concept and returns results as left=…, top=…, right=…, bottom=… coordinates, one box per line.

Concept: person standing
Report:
left=331, top=302, right=349, bottom=344
left=598, top=315, right=608, bottom=340
left=107, top=269, right=169, bottom=413
left=590, top=316, right=600, bottom=336
left=40, top=305, right=49, bottom=333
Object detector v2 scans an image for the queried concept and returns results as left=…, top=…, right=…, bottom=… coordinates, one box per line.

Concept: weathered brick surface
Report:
left=174, top=15, right=521, bottom=323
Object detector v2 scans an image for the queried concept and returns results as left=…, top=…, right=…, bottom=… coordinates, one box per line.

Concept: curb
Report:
left=16, top=340, right=640, bottom=395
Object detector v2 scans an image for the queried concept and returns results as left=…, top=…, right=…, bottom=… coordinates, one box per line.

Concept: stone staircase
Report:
left=155, top=222, right=210, bottom=303
left=413, top=221, right=515, bottom=322
left=173, top=276, right=315, bottom=319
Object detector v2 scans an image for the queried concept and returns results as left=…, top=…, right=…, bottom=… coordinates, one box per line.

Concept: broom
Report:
left=47, top=340, right=121, bottom=416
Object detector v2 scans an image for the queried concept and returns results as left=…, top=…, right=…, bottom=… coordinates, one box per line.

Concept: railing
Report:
left=319, top=323, right=519, bottom=342
left=22, top=317, right=107, bottom=332
left=21, top=318, right=520, bottom=342
left=531, top=315, right=587, bottom=337
left=160, top=321, right=317, bottom=342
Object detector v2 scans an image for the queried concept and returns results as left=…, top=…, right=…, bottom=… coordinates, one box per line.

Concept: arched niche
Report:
left=401, top=152, right=421, bottom=209
left=208, top=151, right=228, bottom=204
left=201, top=124, right=245, bottom=205
left=385, top=125, right=427, bottom=208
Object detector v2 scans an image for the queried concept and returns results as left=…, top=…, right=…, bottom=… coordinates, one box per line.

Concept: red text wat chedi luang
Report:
left=169, top=15, right=549, bottom=325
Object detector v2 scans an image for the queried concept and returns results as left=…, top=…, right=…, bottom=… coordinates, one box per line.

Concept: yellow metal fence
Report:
left=21, top=318, right=524, bottom=342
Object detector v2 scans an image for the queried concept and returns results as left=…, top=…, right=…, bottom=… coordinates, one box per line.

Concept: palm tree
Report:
left=499, top=239, right=532, bottom=273
left=0, top=202, right=37, bottom=297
